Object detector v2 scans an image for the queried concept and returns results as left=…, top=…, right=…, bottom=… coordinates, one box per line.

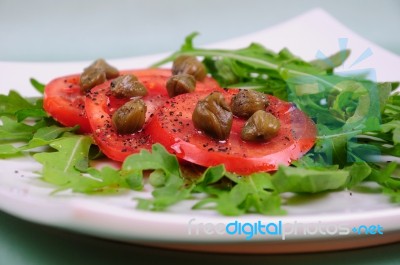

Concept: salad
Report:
left=0, top=33, right=399, bottom=216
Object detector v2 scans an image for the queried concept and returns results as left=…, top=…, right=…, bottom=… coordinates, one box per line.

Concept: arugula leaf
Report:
left=234, top=173, right=282, bottom=215
left=0, top=144, right=20, bottom=157
left=0, top=116, right=45, bottom=142
left=310, top=49, right=351, bottom=72
left=194, top=171, right=283, bottom=215
left=0, top=90, right=46, bottom=121
left=152, top=33, right=326, bottom=86
left=383, top=188, right=400, bottom=203
left=15, top=108, right=47, bottom=122
left=378, top=82, right=393, bottom=112
left=20, top=126, right=75, bottom=153
left=123, top=144, right=181, bottom=176
left=345, top=162, right=372, bottom=188
left=368, top=162, right=400, bottom=190
left=123, top=144, right=192, bottom=210
left=34, top=135, right=134, bottom=193
left=381, top=120, right=400, bottom=144
left=67, top=167, right=131, bottom=194
left=30, top=78, right=45, bottom=94
left=0, top=90, right=34, bottom=116
left=271, top=166, right=349, bottom=193
left=314, top=127, right=350, bottom=166
left=0, top=88, right=72, bottom=158
left=0, top=120, right=76, bottom=155
left=191, top=165, right=229, bottom=196
left=34, top=135, right=93, bottom=185
left=149, top=169, right=166, bottom=187
left=195, top=164, right=226, bottom=187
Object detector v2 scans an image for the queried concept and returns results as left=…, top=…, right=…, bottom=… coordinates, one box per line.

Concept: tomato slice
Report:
left=85, top=70, right=223, bottom=161
left=43, top=74, right=91, bottom=133
left=146, top=90, right=317, bottom=175
left=43, top=68, right=220, bottom=133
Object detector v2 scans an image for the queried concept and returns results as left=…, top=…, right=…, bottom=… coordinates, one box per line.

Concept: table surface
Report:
left=1, top=0, right=400, bottom=264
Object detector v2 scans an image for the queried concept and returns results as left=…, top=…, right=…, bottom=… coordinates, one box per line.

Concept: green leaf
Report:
left=124, top=170, right=144, bottom=190
left=0, top=116, right=44, bottom=142
left=150, top=176, right=191, bottom=211
left=15, top=108, right=47, bottom=122
left=0, top=91, right=34, bottom=116
left=272, top=166, right=349, bottom=193
left=218, top=173, right=282, bottom=215
left=368, top=162, right=400, bottom=190
left=382, top=187, right=400, bottom=203
left=123, top=144, right=181, bottom=177
left=195, top=164, right=226, bottom=186
left=347, top=141, right=381, bottom=162
left=124, top=144, right=192, bottom=210
left=58, top=166, right=129, bottom=194
left=149, top=169, right=166, bottom=187
left=181, top=32, right=199, bottom=51
left=381, top=120, right=400, bottom=144
left=215, top=191, right=246, bottom=216
left=194, top=172, right=283, bottom=215
left=34, top=135, right=93, bottom=185
left=0, top=144, right=20, bottom=155
left=74, top=157, right=89, bottom=172
left=0, top=125, right=76, bottom=155
left=33, top=125, right=76, bottom=142
left=310, top=49, right=351, bottom=71
left=136, top=199, right=153, bottom=210
left=0, top=90, right=45, bottom=121
left=191, top=197, right=218, bottom=210
left=203, top=57, right=239, bottom=86
left=314, top=126, right=351, bottom=166
left=34, top=135, right=132, bottom=193
left=378, top=82, right=393, bottom=112
left=152, top=33, right=326, bottom=86
left=345, top=162, right=372, bottom=188
left=192, top=165, right=229, bottom=195
left=30, top=78, right=45, bottom=94
left=81, top=167, right=130, bottom=193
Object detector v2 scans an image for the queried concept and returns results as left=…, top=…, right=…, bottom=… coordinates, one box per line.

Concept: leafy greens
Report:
left=1, top=33, right=400, bottom=215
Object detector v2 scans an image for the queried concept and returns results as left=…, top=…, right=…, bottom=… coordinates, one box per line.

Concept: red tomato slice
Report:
left=146, top=90, right=317, bottom=175
left=43, top=74, right=91, bottom=133
left=43, top=68, right=220, bottom=133
left=85, top=70, right=223, bottom=161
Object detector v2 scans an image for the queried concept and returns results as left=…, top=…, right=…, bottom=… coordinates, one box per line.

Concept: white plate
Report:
left=0, top=9, right=399, bottom=254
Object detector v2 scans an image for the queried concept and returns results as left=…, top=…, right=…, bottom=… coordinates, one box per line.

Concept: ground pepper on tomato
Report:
left=84, top=69, right=223, bottom=161
left=43, top=67, right=219, bottom=134
left=43, top=74, right=92, bottom=133
left=146, top=90, right=317, bottom=175
left=43, top=65, right=316, bottom=175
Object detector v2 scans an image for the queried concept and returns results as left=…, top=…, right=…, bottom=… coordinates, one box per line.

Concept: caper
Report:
left=80, top=67, right=107, bottom=93
left=166, top=74, right=196, bottom=97
left=192, top=92, right=233, bottom=140
left=231, top=90, right=269, bottom=118
left=80, top=59, right=119, bottom=92
left=241, top=110, right=280, bottom=141
left=112, top=99, right=147, bottom=134
left=87, top=59, right=119, bottom=79
left=110, top=75, right=147, bottom=98
left=172, top=55, right=207, bottom=81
